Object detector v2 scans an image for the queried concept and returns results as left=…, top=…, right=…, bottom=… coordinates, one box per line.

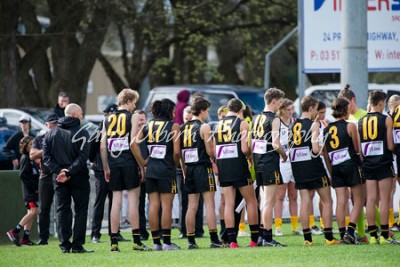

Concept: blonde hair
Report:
left=278, top=98, right=293, bottom=116
left=117, top=88, right=139, bottom=106
left=388, top=94, right=400, bottom=112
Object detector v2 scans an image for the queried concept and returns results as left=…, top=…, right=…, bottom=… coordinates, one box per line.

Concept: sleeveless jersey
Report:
left=214, top=115, right=250, bottom=182
left=251, top=111, right=280, bottom=171
left=323, top=120, right=359, bottom=167
left=142, top=118, right=176, bottom=180
left=104, top=109, right=137, bottom=168
left=358, top=112, right=393, bottom=170
left=391, top=106, right=400, bottom=169
left=289, top=118, right=327, bottom=182
left=181, top=119, right=211, bottom=166
left=279, top=119, right=292, bottom=172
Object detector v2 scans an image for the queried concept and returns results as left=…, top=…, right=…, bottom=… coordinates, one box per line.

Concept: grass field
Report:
left=1, top=224, right=399, bottom=267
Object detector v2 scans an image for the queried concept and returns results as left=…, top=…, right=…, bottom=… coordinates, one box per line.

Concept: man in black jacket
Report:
left=2, top=115, right=35, bottom=169
left=53, top=92, right=70, bottom=118
left=30, top=113, right=59, bottom=245
left=43, top=103, right=93, bottom=253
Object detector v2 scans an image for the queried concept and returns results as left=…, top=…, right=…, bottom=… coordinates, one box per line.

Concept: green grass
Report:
left=1, top=224, right=399, bottom=267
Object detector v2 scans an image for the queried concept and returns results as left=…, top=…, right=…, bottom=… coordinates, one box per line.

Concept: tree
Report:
left=100, top=0, right=298, bottom=96
left=0, top=0, right=111, bottom=108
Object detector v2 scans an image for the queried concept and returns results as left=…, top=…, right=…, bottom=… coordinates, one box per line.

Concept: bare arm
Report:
left=322, top=147, right=332, bottom=177
left=311, top=121, right=323, bottom=155
left=271, top=117, right=287, bottom=162
left=30, top=147, right=42, bottom=161
left=200, top=123, right=215, bottom=158
left=240, top=120, right=250, bottom=156
left=100, top=123, right=110, bottom=182
left=172, top=123, right=181, bottom=167
left=386, top=116, right=395, bottom=152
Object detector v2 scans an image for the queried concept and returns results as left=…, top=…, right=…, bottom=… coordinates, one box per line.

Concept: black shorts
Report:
left=363, top=165, right=395, bottom=181
left=256, top=170, right=283, bottom=186
left=219, top=177, right=253, bottom=188
left=332, top=164, right=365, bottom=188
left=146, top=177, right=178, bottom=194
left=185, top=164, right=216, bottom=194
left=23, top=184, right=38, bottom=204
left=295, top=175, right=331, bottom=190
left=109, top=166, right=140, bottom=191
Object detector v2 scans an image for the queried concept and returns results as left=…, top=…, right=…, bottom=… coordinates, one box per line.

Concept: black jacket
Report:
left=43, top=116, right=89, bottom=180
left=88, top=121, right=103, bottom=172
left=53, top=104, right=65, bottom=118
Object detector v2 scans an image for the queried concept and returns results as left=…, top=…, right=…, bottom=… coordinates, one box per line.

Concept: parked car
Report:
left=0, top=117, right=19, bottom=170
left=0, top=108, right=53, bottom=135
left=84, top=114, right=104, bottom=126
left=293, top=83, right=400, bottom=122
left=142, top=85, right=266, bottom=121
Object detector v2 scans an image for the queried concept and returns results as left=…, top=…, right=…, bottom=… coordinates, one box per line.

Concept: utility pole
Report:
left=297, top=0, right=306, bottom=115
left=341, top=1, right=368, bottom=110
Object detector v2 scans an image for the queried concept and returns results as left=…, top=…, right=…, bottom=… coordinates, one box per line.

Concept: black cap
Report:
left=46, top=113, right=59, bottom=123
left=103, top=104, right=118, bottom=113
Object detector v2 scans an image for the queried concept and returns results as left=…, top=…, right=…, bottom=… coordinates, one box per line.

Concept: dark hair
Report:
left=264, top=87, right=285, bottom=104
left=227, top=98, right=244, bottom=113
left=243, top=104, right=253, bottom=120
left=19, top=136, right=34, bottom=154
left=338, top=84, right=356, bottom=101
left=151, top=98, right=176, bottom=120
left=331, top=97, right=349, bottom=118
left=368, top=90, right=387, bottom=107
left=301, top=96, right=319, bottom=112
left=58, top=91, right=69, bottom=98
left=317, top=101, right=326, bottom=111
left=191, top=97, right=211, bottom=116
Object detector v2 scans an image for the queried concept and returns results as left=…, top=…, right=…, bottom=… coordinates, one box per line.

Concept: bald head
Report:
left=65, top=103, right=83, bottom=120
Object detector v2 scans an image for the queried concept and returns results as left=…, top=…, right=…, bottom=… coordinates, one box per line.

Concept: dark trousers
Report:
left=55, top=177, right=90, bottom=248
left=91, top=171, right=112, bottom=238
left=139, top=182, right=149, bottom=236
left=177, top=169, right=204, bottom=235
left=38, top=175, right=55, bottom=241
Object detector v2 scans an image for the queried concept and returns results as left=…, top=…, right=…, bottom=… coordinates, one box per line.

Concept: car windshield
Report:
left=236, top=91, right=265, bottom=115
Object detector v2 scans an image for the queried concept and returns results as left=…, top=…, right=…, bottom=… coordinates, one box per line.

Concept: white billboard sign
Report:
left=303, top=0, right=400, bottom=73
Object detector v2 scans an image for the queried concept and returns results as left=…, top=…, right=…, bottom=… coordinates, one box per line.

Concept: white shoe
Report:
left=332, top=228, right=339, bottom=234
left=162, top=243, right=181, bottom=250
left=311, top=226, right=323, bottom=235
left=238, top=231, right=251, bottom=237
left=274, top=228, right=283, bottom=237
left=292, top=228, right=303, bottom=235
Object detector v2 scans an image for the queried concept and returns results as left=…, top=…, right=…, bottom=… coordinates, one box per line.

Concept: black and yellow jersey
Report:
left=104, top=109, right=137, bottom=168
left=358, top=112, right=393, bottom=170
left=181, top=119, right=211, bottom=166
left=214, top=115, right=250, bottom=182
left=324, top=120, right=359, bottom=166
left=289, top=118, right=327, bottom=182
left=142, top=118, right=175, bottom=180
left=251, top=111, right=280, bottom=172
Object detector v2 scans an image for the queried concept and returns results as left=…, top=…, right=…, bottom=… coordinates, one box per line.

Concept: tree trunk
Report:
left=0, top=0, right=19, bottom=108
